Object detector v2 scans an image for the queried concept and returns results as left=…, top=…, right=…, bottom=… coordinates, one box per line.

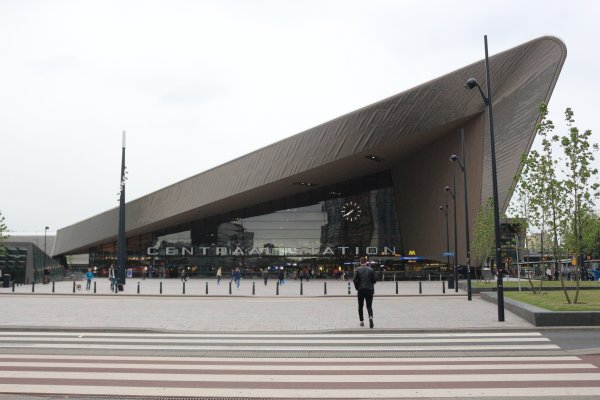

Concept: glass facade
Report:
left=89, top=171, right=406, bottom=278
left=0, top=243, right=61, bottom=284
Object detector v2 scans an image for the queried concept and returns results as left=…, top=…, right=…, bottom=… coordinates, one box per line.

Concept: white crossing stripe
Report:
left=2, top=385, right=600, bottom=398
left=0, top=336, right=552, bottom=344
left=2, top=371, right=600, bottom=382
left=0, top=354, right=582, bottom=361
left=0, top=343, right=562, bottom=351
left=0, top=361, right=593, bottom=371
left=0, top=331, right=545, bottom=338
left=0, top=331, right=559, bottom=352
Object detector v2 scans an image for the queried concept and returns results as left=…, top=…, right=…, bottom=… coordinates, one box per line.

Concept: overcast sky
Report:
left=1, top=0, right=599, bottom=233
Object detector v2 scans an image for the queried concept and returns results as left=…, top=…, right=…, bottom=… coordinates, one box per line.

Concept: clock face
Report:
left=341, top=201, right=362, bottom=222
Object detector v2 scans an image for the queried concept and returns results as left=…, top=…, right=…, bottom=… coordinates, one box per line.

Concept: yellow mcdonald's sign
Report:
left=408, top=250, right=416, bottom=256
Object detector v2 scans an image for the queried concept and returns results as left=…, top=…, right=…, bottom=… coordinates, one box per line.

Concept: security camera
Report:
left=465, top=78, right=479, bottom=89
left=444, top=186, right=450, bottom=191
left=450, top=155, right=458, bottom=162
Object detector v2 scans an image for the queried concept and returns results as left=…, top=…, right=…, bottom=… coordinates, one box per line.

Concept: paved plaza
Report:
left=1, top=278, right=533, bottom=332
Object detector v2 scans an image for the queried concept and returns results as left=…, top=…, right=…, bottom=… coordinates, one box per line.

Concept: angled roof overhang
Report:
left=54, top=36, right=566, bottom=256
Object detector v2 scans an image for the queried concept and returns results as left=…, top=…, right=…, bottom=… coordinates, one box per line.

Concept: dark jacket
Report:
left=353, top=265, right=377, bottom=291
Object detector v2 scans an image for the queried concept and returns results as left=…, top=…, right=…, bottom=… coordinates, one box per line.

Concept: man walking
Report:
left=353, top=256, right=377, bottom=328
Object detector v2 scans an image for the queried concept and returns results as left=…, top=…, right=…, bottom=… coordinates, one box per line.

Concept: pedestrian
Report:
left=233, top=267, right=241, bottom=288
left=43, top=267, right=50, bottom=284
left=262, top=268, right=268, bottom=286
left=216, top=267, right=222, bottom=285
left=108, top=265, right=116, bottom=291
left=278, top=268, right=285, bottom=285
left=352, top=256, right=377, bottom=328
left=85, top=268, right=94, bottom=291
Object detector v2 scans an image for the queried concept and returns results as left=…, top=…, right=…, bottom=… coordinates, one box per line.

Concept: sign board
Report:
left=482, top=268, right=494, bottom=282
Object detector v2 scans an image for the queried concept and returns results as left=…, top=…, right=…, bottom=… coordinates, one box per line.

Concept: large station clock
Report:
left=341, top=201, right=362, bottom=222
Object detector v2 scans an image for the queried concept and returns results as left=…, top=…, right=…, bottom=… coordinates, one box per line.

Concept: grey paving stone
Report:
left=0, top=279, right=533, bottom=332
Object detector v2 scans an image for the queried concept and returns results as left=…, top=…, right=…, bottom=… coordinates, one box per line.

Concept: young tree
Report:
left=558, top=107, right=599, bottom=303
left=533, top=104, right=569, bottom=299
left=472, top=197, right=495, bottom=279
left=580, top=208, right=600, bottom=259
left=519, top=149, right=549, bottom=291
left=510, top=104, right=568, bottom=297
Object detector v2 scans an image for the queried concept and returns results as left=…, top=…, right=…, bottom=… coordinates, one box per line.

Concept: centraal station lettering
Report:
left=147, top=246, right=400, bottom=257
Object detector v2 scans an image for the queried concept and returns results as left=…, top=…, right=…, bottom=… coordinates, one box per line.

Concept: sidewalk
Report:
left=0, top=279, right=533, bottom=332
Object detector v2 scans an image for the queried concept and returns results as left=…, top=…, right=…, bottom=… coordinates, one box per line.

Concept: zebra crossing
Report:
left=0, top=331, right=599, bottom=398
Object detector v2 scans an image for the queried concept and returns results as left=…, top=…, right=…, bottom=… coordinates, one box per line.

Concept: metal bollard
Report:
left=253, top=281, right=255, bottom=295
left=396, top=281, right=398, bottom=294
left=428, top=273, right=431, bottom=281
left=419, top=281, right=422, bottom=294
left=32, top=281, right=35, bottom=293
left=137, top=282, right=140, bottom=294
left=300, top=282, right=303, bottom=296
left=206, top=281, right=208, bottom=295
left=324, top=281, right=327, bottom=295
left=347, top=282, right=351, bottom=295
left=52, top=281, right=55, bottom=293
left=183, top=281, right=186, bottom=294
left=229, top=281, right=232, bottom=295
left=94, top=281, right=96, bottom=293
left=276, top=281, right=279, bottom=295
left=443, top=281, right=446, bottom=294
left=160, top=281, right=163, bottom=294
left=73, top=281, right=76, bottom=293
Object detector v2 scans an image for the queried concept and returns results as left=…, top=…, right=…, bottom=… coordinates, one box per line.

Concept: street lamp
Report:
left=117, top=131, right=127, bottom=289
left=465, top=35, right=504, bottom=321
left=43, top=226, right=49, bottom=283
left=445, top=183, right=458, bottom=292
left=439, top=201, right=450, bottom=281
left=450, top=128, right=472, bottom=301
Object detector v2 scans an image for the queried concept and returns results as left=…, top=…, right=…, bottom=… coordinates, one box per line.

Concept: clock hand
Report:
left=343, top=209, right=355, bottom=217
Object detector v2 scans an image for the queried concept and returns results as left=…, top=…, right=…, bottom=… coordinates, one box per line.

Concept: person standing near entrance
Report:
left=108, top=265, right=116, bottom=291
left=216, top=267, right=222, bottom=285
left=353, top=256, right=377, bottom=328
left=262, top=268, right=268, bottom=286
left=85, top=268, right=94, bottom=291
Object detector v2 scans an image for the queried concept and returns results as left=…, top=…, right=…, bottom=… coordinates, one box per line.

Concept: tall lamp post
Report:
left=43, top=226, right=49, bottom=282
left=117, top=132, right=127, bottom=288
left=451, top=128, right=473, bottom=301
left=465, top=35, right=504, bottom=321
left=445, top=183, right=458, bottom=292
left=439, top=201, right=450, bottom=280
